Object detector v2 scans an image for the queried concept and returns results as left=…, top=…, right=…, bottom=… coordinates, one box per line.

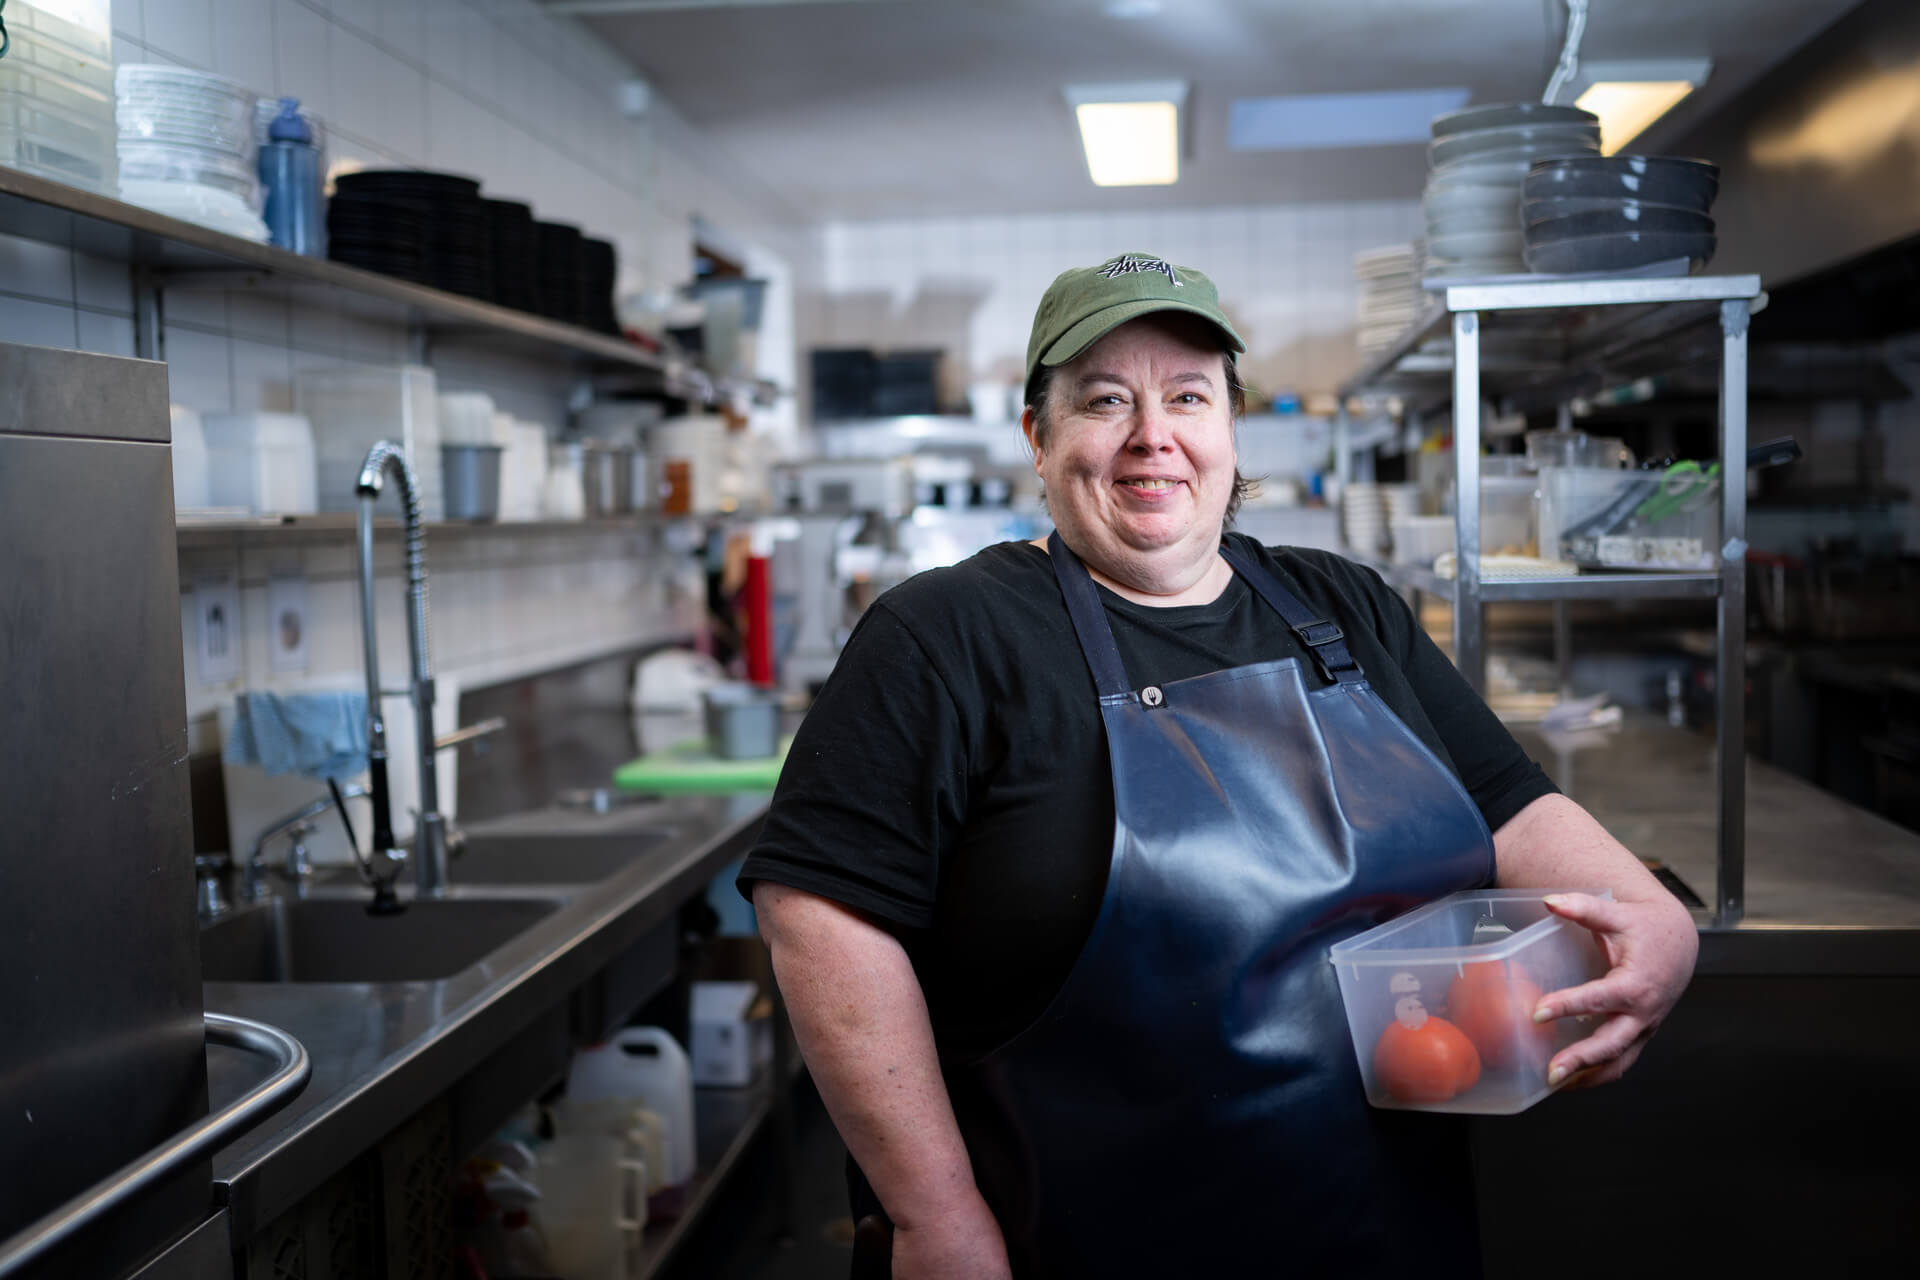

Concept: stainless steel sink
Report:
left=201, top=896, right=562, bottom=984
left=449, top=830, right=678, bottom=885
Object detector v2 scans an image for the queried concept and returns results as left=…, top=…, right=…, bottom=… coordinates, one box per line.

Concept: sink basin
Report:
left=201, top=896, right=561, bottom=983
left=450, top=829, right=678, bottom=885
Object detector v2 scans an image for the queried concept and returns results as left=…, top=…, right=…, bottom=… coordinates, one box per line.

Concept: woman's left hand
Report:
left=1531, top=890, right=1700, bottom=1089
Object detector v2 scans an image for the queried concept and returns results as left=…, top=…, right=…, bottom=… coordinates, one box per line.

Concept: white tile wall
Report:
left=819, top=201, right=1426, bottom=402
left=0, top=0, right=821, bottom=733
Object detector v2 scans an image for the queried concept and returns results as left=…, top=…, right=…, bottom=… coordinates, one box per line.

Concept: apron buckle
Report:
left=1292, top=618, right=1360, bottom=683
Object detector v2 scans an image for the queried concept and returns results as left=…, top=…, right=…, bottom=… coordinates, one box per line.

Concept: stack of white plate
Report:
left=1353, top=243, right=1424, bottom=357
left=116, top=64, right=267, bottom=241
left=1341, top=483, right=1388, bottom=556
left=1424, top=103, right=1600, bottom=281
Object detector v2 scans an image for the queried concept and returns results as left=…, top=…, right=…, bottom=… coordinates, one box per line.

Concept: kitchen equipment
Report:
left=440, top=443, right=503, bottom=522
left=1538, top=464, right=1720, bottom=570
left=169, top=403, right=209, bottom=510
left=1422, top=103, right=1600, bottom=278
left=256, top=98, right=325, bottom=256
left=611, top=736, right=792, bottom=794
left=1525, top=231, right=1716, bottom=276
left=1525, top=429, right=1633, bottom=470
left=296, top=364, right=444, bottom=521
left=201, top=411, right=319, bottom=515
left=581, top=440, right=637, bottom=516
left=1, top=342, right=211, bottom=1274
left=497, top=414, right=549, bottom=522
left=115, top=63, right=266, bottom=239
left=566, top=1028, right=697, bottom=1198
left=1521, top=154, right=1719, bottom=208
left=535, top=220, right=587, bottom=326
left=482, top=198, right=541, bottom=314
left=329, top=169, right=492, bottom=300
left=0, top=0, right=116, bottom=194
left=690, top=980, right=772, bottom=1086
left=702, top=684, right=781, bottom=760
left=648, top=415, right=728, bottom=516
left=1527, top=206, right=1716, bottom=242
left=1389, top=515, right=1455, bottom=568
left=533, top=1135, right=644, bottom=1280
left=1329, top=889, right=1610, bottom=1114
left=1429, top=101, right=1598, bottom=136
left=543, top=441, right=587, bottom=520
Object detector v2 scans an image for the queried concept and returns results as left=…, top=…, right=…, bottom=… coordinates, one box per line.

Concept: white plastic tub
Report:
left=1330, top=889, right=1609, bottom=1114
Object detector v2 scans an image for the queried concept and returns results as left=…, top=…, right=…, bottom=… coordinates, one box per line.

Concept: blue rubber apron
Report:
left=954, top=533, right=1497, bottom=1276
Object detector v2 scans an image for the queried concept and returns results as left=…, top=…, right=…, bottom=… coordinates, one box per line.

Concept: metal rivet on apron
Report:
left=1141, top=685, right=1164, bottom=707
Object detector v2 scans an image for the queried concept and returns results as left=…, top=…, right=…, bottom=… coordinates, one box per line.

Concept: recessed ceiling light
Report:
left=1102, top=0, right=1164, bottom=18
left=1228, top=88, right=1472, bottom=151
left=1571, top=59, right=1712, bottom=153
left=1064, top=81, right=1187, bottom=186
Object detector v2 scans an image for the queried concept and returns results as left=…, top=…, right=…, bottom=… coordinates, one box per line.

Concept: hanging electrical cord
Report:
left=1, top=0, right=11, bottom=61
left=1543, top=0, right=1589, bottom=104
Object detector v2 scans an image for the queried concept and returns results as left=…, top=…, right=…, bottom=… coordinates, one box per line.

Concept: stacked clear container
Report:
left=115, top=63, right=266, bottom=240
left=0, top=0, right=117, bottom=195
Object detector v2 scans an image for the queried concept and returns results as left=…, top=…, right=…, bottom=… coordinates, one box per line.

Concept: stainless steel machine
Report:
left=0, top=343, right=213, bottom=1277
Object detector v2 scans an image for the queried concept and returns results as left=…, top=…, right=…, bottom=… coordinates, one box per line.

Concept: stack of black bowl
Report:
left=328, top=170, right=493, bottom=301
left=579, top=237, right=620, bottom=335
left=1522, top=155, right=1719, bottom=276
left=484, top=199, right=541, bottom=314
left=534, top=221, right=585, bottom=328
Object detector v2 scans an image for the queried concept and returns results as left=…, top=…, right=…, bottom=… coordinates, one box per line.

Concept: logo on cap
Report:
left=1097, top=254, right=1182, bottom=287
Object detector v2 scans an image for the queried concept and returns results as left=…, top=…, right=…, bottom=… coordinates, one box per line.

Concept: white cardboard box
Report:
left=689, top=980, right=772, bottom=1087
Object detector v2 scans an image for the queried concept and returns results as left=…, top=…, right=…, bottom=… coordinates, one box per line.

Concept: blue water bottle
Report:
left=258, top=98, right=326, bottom=256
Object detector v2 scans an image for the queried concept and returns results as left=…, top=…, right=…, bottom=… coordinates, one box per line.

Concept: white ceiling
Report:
left=568, top=0, right=1863, bottom=221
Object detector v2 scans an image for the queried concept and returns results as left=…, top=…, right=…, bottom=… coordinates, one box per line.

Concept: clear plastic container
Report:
left=0, top=87, right=116, bottom=190
left=1330, top=889, right=1610, bottom=1114
left=1537, top=465, right=1719, bottom=570
left=1389, top=514, right=1455, bottom=567
left=1479, top=473, right=1538, bottom=556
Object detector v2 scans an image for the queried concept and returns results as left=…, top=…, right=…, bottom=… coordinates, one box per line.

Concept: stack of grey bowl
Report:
left=1522, top=155, right=1720, bottom=275
left=1424, top=103, right=1601, bottom=280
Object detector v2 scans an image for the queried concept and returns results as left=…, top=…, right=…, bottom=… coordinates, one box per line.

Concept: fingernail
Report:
left=1543, top=894, right=1567, bottom=907
left=1532, top=1005, right=1554, bottom=1024
left=1548, top=1065, right=1570, bottom=1086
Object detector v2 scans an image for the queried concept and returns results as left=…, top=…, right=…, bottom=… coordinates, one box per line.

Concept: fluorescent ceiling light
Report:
left=1064, top=81, right=1186, bottom=187
left=1229, top=88, right=1470, bottom=151
left=1573, top=59, right=1711, bottom=155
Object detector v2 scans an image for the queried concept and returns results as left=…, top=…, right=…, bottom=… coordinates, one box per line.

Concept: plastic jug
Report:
left=566, top=1028, right=696, bottom=1194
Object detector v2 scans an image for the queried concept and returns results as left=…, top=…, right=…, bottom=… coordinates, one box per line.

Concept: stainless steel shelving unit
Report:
left=1336, top=273, right=1765, bottom=928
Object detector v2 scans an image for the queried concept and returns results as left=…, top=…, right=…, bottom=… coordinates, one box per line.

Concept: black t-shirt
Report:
left=739, top=534, right=1557, bottom=1055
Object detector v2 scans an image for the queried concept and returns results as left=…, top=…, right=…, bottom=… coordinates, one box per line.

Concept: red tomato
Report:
left=1447, top=959, right=1557, bottom=1071
left=1373, top=1013, right=1482, bottom=1103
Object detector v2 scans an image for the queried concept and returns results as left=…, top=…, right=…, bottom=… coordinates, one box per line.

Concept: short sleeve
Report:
left=736, top=601, right=972, bottom=931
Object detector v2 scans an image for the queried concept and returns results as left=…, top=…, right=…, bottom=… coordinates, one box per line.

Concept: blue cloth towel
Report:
left=224, top=690, right=369, bottom=779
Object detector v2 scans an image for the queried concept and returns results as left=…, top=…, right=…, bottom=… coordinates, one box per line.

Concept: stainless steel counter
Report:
left=1512, top=713, right=1920, bottom=968
left=201, top=792, right=768, bottom=1241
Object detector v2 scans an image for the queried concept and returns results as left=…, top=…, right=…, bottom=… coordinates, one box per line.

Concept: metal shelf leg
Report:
left=1715, top=299, right=1750, bottom=928
left=1451, top=311, right=1485, bottom=693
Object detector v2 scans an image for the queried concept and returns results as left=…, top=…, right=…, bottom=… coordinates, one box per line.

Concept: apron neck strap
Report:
left=1046, top=532, right=1367, bottom=694
left=1218, top=543, right=1365, bottom=685
left=1046, top=530, right=1134, bottom=698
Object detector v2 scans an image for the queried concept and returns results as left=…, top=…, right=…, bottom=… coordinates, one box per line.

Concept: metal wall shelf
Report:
left=1339, top=273, right=1764, bottom=929
left=0, top=163, right=681, bottom=383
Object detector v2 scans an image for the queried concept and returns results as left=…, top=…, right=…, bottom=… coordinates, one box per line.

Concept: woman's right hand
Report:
left=891, top=1194, right=1012, bottom=1280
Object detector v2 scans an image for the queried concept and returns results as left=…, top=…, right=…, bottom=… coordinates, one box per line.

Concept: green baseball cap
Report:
left=1024, top=252, right=1245, bottom=391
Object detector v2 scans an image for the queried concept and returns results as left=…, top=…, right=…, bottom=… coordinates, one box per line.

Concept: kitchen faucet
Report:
left=244, top=783, right=371, bottom=903
left=355, top=441, right=449, bottom=909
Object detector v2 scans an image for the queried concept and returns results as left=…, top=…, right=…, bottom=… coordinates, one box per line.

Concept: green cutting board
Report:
left=612, top=736, right=793, bottom=794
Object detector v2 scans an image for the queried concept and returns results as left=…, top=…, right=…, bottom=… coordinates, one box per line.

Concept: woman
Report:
left=741, top=253, right=1698, bottom=1278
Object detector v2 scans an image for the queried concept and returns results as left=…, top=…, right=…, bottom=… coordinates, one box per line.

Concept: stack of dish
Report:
left=484, top=198, right=542, bottom=314
left=1353, top=243, right=1424, bottom=357
left=580, top=237, right=621, bottom=335
left=1424, top=102, right=1600, bottom=280
left=535, top=221, right=587, bottom=327
left=1340, top=483, right=1388, bottom=556
left=328, top=170, right=492, bottom=300
left=1522, top=155, right=1719, bottom=276
left=115, top=64, right=266, bottom=240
